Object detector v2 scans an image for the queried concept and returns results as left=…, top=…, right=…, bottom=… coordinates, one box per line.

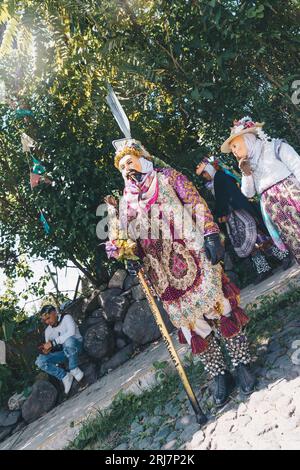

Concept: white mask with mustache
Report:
left=119, top=155, right=154, bottom=182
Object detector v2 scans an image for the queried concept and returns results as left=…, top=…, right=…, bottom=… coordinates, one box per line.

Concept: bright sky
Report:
left=0, top=258, right=82, bottom=315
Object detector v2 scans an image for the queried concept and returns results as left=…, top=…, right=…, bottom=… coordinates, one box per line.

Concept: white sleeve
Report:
left=241, top=174, right=256, bottom=198
left=45, top=327, right=50, bottom=343
left=55, top=315, right=76, bottom=345
left=278, top=142, right=300, bottom=182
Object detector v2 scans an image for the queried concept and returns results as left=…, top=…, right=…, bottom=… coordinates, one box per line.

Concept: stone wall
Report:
left=0, top=269, right=175, bottom=441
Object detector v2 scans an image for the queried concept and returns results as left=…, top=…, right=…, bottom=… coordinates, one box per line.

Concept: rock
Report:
left=34, top=372, right=49, bottom=382
left=123, top=300, right=159, bottom=345
left=122, top=299, right=174, bottom=345
left=114, top=442, right=129, bottom=450
left=150, top=441, right=162, bottom=450
left=165, top=431, right=178, bottom=441
left=148, top=416, right=162, bottom=427
left=113, top=321, right=129, bottom=340
left=77, top=351, right=92, bottom=367
left=22, top=380, right=57, bottom=424
left=265, top=368, right=281, bottom=380
left=62, top=297, right=85, bottom=323
left=0, top=409, right=21, bottom=427
left=100, top=344, right=134, bottom=375
left=116, top=338, right=127, bottom=350
left=80, top=309, right=105, bottom=333
left=131, top=285, right=146, bottom=301
left=273, top=355, right=292, bottom=370
left=137, top=438, right=153, bottom=449
left=87, top=308, right=105, bottom=322
left=81, top=362, right=98, bottom=386
left=130, top=423, right=144, bottom=434
left=108, top=269, right=127, bottom=289
left=162, top=439, right=177, bottom=450
left=164, top=401, right=180, bottom=416
left=83, top=317, right=115, bottom=360
left=124, top=275, right=140, bottom=291
left=177, top=414, right=197, bottom=427
left=180, top=423, right=200, bottom=442
left=155, top=426, right=173, bottom=441
left=79, top=309, right=106, bottom=336
left=154, top=405, right=163, bottom=415
left=0, top=425, right=14, bottom=442
left=11, top=420, right=27, bottom=435
left=82, top=291, right=101, bottom=315
left=99, top=288, right=130, bottom=322
left=8, top=392, right=28, bottom=411
left=69, top=363, right=98, bottom=396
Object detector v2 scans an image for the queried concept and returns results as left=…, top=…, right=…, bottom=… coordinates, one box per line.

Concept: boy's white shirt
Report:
left=45, top=314, right=82, bottom=345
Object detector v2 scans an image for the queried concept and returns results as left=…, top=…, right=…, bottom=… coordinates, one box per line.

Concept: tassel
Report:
left=222, top=281, right=240, bottom=298
left=227, top=296, right=239, bottom=310
left=222, top=272, right=230, bottom=284
left=222, top=283, right=232, bottom=298
left=220, top=315, right=240, bottom=338
left=190, top=330, right=208, bottom=354
left=228, top=281, right=240, bottom=296
left=178, top=328, right=188, bottom=344
left=232, top=307, right=249, bottom=328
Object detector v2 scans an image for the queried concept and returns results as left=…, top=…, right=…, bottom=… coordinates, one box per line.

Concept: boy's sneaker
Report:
left=70, top=367, right=84, bottom=382
left=62, top=372, right=74, bottom=394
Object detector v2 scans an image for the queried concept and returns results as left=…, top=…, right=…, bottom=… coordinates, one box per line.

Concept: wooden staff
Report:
left=137, top=268, right=208, bottom=426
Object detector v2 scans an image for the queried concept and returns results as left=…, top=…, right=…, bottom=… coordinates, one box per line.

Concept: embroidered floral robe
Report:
left=108, top=167, right=247, bottom=352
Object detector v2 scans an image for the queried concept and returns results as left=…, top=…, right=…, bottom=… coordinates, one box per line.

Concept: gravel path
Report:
left=113, top=317, right=300, bottom=451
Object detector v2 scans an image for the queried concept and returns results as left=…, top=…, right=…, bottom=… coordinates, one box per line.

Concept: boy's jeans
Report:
left=35, top=336, right=83, bottom=381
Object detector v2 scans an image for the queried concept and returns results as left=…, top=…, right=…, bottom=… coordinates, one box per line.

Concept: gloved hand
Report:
left=126, top=259, right=142, bottom=276
left=204, top=233, right=225, bottom=265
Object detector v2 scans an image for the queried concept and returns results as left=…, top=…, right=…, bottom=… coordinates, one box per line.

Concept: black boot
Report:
left=213, top=370, right=235, bottom=407
left=236, top=363, right=256, bottom=395
left=266, top=245, right=294, bottom=271
left=251, top=251, right=273, bottom=285
left=224, top=332, right=255, bottom=394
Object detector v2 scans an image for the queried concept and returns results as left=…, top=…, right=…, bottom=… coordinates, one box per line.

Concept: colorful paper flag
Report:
left=39, top=212, right=51, bottom=234
left=21, top=133, right=36, bottom=152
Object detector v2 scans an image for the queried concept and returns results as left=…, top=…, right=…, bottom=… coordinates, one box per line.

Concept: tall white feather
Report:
left=106, top=84, right=131, bottom=138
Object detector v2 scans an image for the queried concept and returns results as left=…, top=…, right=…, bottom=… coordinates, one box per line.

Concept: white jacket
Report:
left=241, top=140, right=300, bottom=197
left=45, top=314, right=82, bottom=347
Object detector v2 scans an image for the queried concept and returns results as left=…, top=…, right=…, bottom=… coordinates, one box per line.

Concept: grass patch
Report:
left=67, top=362, right=203, bottom=450
left=67, top=283, right=300, bottom=450
left=245, top=282, right=300, bottom=343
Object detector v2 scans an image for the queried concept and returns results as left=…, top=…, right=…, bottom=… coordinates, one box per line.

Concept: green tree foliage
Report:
left=0, top=0, right=299, bottom=285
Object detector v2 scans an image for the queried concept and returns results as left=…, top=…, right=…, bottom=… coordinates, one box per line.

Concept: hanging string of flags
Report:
left=20, top=132, right=52, bottom=235
left=30, top=156, right=52, bottom=189
left=39, top=211, right=51, bottom=235
left=15, top=109, right=34, bottom=119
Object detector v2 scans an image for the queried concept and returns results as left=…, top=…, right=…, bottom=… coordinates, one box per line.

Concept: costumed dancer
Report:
left=105, top=138, right=256, bottom=407
left=195, top=157, right=292, bottom=283
left=221, top=116, right=300, bottom=264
